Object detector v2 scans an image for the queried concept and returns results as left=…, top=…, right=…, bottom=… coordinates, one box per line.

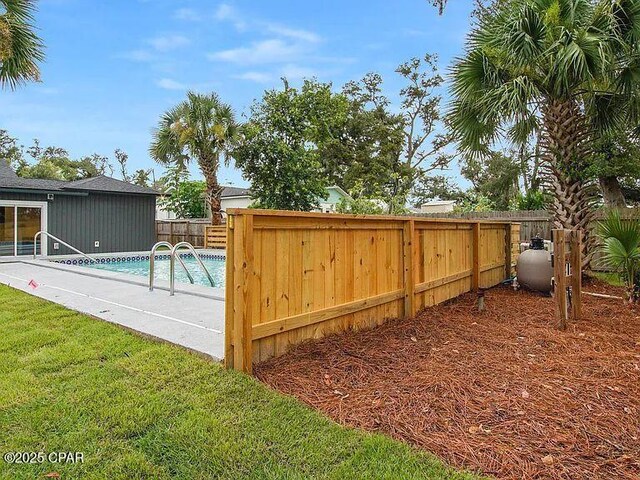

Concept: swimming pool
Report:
left=53, top=254, right=226, bottom=287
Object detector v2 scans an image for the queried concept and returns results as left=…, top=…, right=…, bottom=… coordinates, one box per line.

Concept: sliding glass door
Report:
left=17, top=207, right=42, bottom=255
left=0, top=203, right=46, bottom=256
left=0, top=206, right=15, bottom=256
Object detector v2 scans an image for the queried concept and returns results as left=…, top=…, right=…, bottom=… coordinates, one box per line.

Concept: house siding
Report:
left=0, top=191, right=156, bottom=255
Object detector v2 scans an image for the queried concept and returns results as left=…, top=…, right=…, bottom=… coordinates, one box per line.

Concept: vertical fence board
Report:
left=226, top=210, right=517, bottom=372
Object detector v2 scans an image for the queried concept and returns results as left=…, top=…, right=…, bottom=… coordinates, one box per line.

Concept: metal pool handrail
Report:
left=149, top=241, right=194, bottom=291
left=169, top=241, right=215, bottom=296
left=33, top=231, right=97, bottom=263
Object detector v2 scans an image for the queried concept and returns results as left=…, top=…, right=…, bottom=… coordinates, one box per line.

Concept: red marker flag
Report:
left=28, top=279, right=39, bottom=289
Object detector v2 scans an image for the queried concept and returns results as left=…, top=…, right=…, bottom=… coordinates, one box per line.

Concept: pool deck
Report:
left=0, top=259, right=226, bottom=360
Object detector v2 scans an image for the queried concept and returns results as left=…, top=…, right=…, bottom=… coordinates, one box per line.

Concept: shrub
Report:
left=597, top=210, right=640, bottom=303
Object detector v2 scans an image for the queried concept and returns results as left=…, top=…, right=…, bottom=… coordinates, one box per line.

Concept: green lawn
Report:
left=0, top=285, right=475, bottom=480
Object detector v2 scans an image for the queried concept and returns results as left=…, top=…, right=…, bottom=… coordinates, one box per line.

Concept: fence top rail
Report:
left=225, top=208, right=517, bottom=225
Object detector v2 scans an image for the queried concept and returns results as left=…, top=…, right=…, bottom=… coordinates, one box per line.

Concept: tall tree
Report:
left=588, top=131, right=640, bottom=207
left=0, top=129, right=22, bottom=167
left=0, top=0, right=44, bottom=89
left=16, top=141, right=111, bottom=180
left=150, top=91, right=238, bottom=224
left=338, top=54, right=450, bottom=213
left=449, top=0, right=640, bottom=267
left=461, top=151, right=522, bottom=210
left=233, top=80, right=338, bottom=211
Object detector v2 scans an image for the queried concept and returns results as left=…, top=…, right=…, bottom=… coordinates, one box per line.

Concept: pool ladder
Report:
left=149, top=241, right=215, bottom=295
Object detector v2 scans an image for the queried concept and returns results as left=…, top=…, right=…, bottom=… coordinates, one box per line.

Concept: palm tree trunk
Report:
left=540, top=98, right=597, bottom=270
left=199, top=157, right=223, bottom=225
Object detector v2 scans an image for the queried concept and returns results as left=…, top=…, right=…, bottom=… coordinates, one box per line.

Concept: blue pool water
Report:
left=86, top=256, right=226, bottom=287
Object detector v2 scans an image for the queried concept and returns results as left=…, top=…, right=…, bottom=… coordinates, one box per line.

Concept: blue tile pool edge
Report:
left=50, top=252, right=226, bottom=266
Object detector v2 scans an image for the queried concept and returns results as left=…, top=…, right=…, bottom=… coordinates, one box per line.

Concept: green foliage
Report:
left=16, top=140, right=112, bottom=181
left=0, top=0, right=44, bottom=89
left=0, top=285, right=476, bottom=479
left=150, top=91, right=238, bottom=223
left=454, top=193, right=494, bottom=213
left=131, top=169, right=152, bottom=187
left=335, top=197, right=383, bottom=215
left=335, top=55, right=450, bottom=213
left=235, top=57, right=450, bottom=214
left=233, top=80, right=334, bottom=211
left=160, top=179, right=206, bottom=219
left=411, top=175, right=464, bottom=207
left=449, top=0, right=640, bottom=154
left=0, top=129, right=21, bottom=168
left=512, top=190, right=548, bottom=211
left=461, top=151, right=522, bottom=211
left=587, top=131, right=640, bottom=205
left=597, top=210, right=640, bottom=302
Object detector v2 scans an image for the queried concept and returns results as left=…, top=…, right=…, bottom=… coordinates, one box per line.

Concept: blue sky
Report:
left=0, top=0, right=475, bottom=187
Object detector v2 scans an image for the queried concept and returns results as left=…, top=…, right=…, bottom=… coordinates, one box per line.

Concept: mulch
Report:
left=255, top=281, right=640, bottom=479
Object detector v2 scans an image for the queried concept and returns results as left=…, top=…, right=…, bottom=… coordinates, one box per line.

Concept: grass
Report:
left=591, top=271, right=624, bottom=287
left=0, top=285, right=476, bottom=480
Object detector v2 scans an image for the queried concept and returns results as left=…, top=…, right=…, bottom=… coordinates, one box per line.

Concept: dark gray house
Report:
left=0, top=160, right=158, bottom=256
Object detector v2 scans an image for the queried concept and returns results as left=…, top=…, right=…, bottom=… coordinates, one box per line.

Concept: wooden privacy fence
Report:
left=205, top=226, right=227, bottom=249
left=418, top=210, right=552, bottom=242
left=156, top=219, right=211, bottom=247
left=225, top=209, right=521, bottom=373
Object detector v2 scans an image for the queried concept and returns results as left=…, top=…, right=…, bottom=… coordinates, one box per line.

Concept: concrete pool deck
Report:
left=0, top=260, right=225, bottom=360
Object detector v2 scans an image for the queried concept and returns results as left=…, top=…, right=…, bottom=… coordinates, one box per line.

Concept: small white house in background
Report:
left=220, top=186, right=252, bottom=211
left=420, top=200, right=456, bottom=214
left=220, top=185, right=352, bottom=214
left=156, top=198, right=177, bottom=220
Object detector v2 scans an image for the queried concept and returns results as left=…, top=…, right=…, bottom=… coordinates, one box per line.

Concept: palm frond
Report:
left=0, top=0, right=45, bottom=89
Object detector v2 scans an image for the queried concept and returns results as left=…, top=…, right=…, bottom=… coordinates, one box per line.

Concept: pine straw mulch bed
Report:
left=255, top=282, right=640, bottom=479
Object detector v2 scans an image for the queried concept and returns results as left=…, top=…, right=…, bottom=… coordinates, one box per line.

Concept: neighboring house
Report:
left=220, top=186, right=252, bottom=212
left=420, top=200, right=456, bottom=213
left=219, top=185, right=353, bottom=215
left=0, top=160, right=159, bottom=256
left=318, top=186, right=352, bottom=213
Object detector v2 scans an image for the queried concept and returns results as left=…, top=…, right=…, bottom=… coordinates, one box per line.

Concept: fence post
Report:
left=553, top=229, right=568, bottom=330
left=403, top=219, right=416, bottom=318
left=169, top=221, right=174, bottom=245
left=570, top=230, right=582, bottom=321
left=472, top=222, right=480, bottom=291
left=505, top=223, right=512, bottom=280
left=224, top=217, right=235, bottom=368
left=232, top=213, right=254, bottom=373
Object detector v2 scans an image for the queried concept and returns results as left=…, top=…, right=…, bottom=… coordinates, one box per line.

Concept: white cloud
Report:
left=266, top=24, right=321, bottom=43
left=214, top=3, right=247, bottom=31
left=209, top=39, right=301, bottom=65
left=147, top=34, right=190, bottom=52
left=234, top=71, right=273, bottom=83
left=174, top=8, right=200, bottom=21
left=156, top=78, right=187, bottom=90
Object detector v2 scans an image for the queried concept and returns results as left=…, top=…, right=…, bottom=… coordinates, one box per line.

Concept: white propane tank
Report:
left=516, top=236, right=553, bottom=292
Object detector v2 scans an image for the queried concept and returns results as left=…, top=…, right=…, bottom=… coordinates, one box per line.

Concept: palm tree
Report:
left=0, top=0, right=44, bottom=89
left=598, top=209, right=640, bottom=302
left=150, top=92, right=238, bottom=224
left=448, top=0, right=640, bottom=268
